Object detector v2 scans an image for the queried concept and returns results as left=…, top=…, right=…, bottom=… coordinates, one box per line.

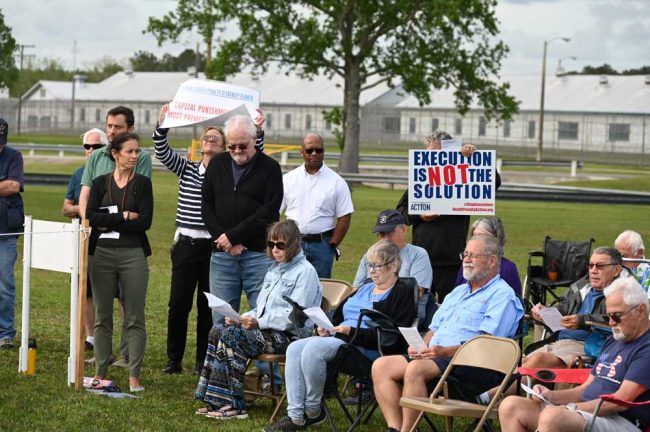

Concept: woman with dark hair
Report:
left=86, top=132, right=153, bottom=392
left=195, top=219, right=322, bottom=420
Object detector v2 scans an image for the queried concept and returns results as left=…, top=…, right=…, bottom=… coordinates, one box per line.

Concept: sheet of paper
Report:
left=303, top=307, right=335, bottom=334
left=98, top=205, right=120, bottom=239
left=538, top=307, right=565, bottom=332
left=440, top=137, right=462, bottom=150
left=203, top=292, right=242, bottom=320
left=521, top=383, right=552, bottom=404
left=399, top=326, right=427, bottom=352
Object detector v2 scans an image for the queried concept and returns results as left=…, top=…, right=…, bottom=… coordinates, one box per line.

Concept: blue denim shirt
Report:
left=243, top=251, right=322, bottom=337
left=428, top=275, right=523, bottom=347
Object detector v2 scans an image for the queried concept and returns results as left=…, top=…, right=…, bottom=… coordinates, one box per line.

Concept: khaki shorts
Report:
left=530, top=339, right=585, bottom=366
left=575, top=410, right=641, bottom=432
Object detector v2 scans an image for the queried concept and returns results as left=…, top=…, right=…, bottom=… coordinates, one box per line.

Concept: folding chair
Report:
left=588, top=394, right=650, bottom=432
left=522, top=236, right=594, bottom=312
left=320, top=278, right=354, bottom=313
left=399, top=335, right=520, bottom=432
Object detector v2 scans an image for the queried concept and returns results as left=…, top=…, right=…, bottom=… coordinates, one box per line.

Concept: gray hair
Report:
left=615, top=230, right=645, bottom=255
left=472, top=217, right=506, bottom=248
left=470, top=234, right=503, bottom=272
left=592, top=246, right=623, bottom=265
left=366, top=239, right=401, bottom=275
left=604, top=277, right=649, bottom=309
left=224, top=115, right=257, bottom=142
left=425, top=129, right=452, bottom=146
left=80, top=128, right=109, bottom=145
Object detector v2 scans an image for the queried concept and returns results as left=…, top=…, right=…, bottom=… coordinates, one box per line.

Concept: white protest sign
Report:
left=161, top=79, right=260, bottom=128
left=407, top=149, right=496, bottom=216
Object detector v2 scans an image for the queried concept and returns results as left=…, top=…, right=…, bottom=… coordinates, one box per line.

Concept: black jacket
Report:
left=202, top=152, right=283, bottom=252
left=557, top=277, right=608, bottom=329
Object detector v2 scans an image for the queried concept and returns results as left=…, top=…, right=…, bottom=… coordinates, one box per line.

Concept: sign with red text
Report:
left=160, top=79, right=260, bottom=128
left=408, top=150, right=496, bottom=215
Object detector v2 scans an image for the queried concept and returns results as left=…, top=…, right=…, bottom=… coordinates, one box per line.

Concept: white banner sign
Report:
left=408, top=149, right=496, bottom=216
left=161, top=79, right=260, bottom=128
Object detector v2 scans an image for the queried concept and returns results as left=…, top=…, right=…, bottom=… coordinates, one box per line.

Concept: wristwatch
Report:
left=566, top=402, right=578, bottom=411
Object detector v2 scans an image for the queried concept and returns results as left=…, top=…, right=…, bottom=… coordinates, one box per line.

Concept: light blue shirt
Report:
left=353, top=243, right=432, bottom=290
left=340, top=282, right=392, bottom=328
left=428, top=275, right=523, bottom=347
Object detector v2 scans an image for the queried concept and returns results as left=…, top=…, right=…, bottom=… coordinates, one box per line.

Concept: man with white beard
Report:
left=372, top=234, right=524, bottom=432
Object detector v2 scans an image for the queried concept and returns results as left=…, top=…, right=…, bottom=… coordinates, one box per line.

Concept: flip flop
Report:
left=195, top=405, right=217, bottom=416
left=205, top=405, right=249, bottom=420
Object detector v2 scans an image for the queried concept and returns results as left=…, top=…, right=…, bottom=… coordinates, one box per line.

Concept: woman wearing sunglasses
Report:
left=194, top=219, right=322, bottom=420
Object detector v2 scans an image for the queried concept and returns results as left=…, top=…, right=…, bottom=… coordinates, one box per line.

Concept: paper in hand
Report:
left=303, top=307, right=335, bottom=334
left=440, top=138, right=462, bottom=150
left=399, top=327, right=427, bottom=352
left=537, top=307, right=565, bottom=332
left=521, top=383, right=552, bottom=404
left=203, top=292, right=242, bottom=320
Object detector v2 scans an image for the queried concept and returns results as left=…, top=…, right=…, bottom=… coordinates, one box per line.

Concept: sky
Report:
left=1, top=0, right=649, bottom=77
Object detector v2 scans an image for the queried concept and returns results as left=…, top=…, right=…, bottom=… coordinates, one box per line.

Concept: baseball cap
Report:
left=373, top=209, right=406, bottom=233
left=0, top=118, right=8, bottom=146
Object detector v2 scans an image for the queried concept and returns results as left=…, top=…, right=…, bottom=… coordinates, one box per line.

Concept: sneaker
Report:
left=263, top=415, right=306, bottom=431
left=85, top=356, right=96, bottom=365
left=262, top=380, right=283, bottom=395
left=84, top=341, right=94, bottom=352
left=111, top=355, right=129, bottom=368
left=162, top=360, right=182, bottom=374
left=0, top=338, right=15, bottom=350
left=342, top=388, right=374, bottom=406
left=304, top=409, right=326, bottom=427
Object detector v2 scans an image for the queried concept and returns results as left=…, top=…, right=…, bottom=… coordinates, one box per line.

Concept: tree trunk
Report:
left=339, top=62, right=361, bottom=173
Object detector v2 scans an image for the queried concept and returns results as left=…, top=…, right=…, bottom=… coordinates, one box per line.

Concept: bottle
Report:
left=26, top=338, right=37, bottom=375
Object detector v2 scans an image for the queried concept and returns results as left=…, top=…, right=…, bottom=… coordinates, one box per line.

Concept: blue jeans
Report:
left=208, top=250, right=273, bottom=324
left=301, top=239, right=334, bottom=279
left=0, top=236, right=18, bottom=340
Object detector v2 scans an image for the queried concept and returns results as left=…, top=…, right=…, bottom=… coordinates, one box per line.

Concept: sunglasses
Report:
left=588, top=262, right=617, bottom=270
left=304, top=148, right=324, bottom=155
left=267, top=240, right=287, bottom=250
left=83, top=143, right=104, bottom=150
left=202, top=135, right=222, bottom=143
left=604, top=303, right=640, bottom=324
left=228, top=143, right=249, bottom=151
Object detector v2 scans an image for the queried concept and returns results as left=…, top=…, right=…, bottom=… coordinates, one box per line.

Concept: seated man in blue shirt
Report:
left=499, top=277, right=650, bottom=432
left=372, top=234, right=524, bottom=432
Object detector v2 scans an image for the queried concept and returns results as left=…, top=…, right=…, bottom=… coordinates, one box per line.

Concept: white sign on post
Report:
left=160, top=79, right=260, bottom=128
left=407, top=149, right=497, bottom=216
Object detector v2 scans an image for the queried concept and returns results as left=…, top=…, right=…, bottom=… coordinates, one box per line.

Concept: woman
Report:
left=86, top=132, right=153, bottom=392
left=264, top=239, right=417, bottom=431
left=454, top=216, right=521, bottom=295
left=195, top=219, right=322, bottom=420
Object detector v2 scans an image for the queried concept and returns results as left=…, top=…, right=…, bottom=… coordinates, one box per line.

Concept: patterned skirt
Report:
left=194, top=325, right=291, bottom=410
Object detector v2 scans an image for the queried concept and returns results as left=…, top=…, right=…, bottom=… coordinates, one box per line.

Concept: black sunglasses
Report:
left=267, top=240, right=287, bottom=250
left=304, top=148, right=324, bottom=155
left=228, top=143, right=249, bottom=151
left=83, top=143, right=104, bottom=150
left=604, top=303, right=640, bottom=324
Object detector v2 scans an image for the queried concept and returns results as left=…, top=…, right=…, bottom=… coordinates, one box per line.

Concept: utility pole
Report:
left=16, top=44, right=35, bottom=136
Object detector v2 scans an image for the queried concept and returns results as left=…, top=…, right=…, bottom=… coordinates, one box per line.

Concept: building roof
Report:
left=22, top=80, right=100, bottom=101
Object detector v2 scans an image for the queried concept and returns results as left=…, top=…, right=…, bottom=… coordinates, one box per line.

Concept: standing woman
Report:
left=86, top=132, right=153, bottom=392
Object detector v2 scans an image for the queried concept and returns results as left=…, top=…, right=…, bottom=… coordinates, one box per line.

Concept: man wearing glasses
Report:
left=281, top=133, right=353, bottom=278
left=499, top=277, right=650, bottom=432
left=615, top=230, right=650, bottom=294
left=524, top=247, right=622, bottom=370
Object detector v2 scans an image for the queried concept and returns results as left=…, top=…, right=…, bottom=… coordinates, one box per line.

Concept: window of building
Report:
left=478, top=117, right=486, bottom=136
left=267, top=113, right=272, bottom=128
left=39, top=89, right=46, bottom=98
left=431, top=118, right=439, bottom=131
left=79, top=108, right=85, bottom=122
left=409, top=117, right=416, bottom=134
left=608, top=123, right=630, bottom=142
left=382, top=117, right=400, bottom=133
left=27, top=115, right=37, bottom=129
left=305, top=114, right=312, bottom=130
left=503, top=120, right=511, bottom=138
left=95, top=109, right=101, bottom=122
left=144, top=110, right=150, bottom=124
left=454, top=118, right=462, bottom=135
left=285, top=113, right=292, bottom=129
left=558, top=121, right=579, bottom=140
left=528, top=120, right=535, bottom=139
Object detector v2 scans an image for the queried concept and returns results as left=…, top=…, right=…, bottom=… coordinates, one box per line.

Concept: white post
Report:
left=19, top=216, right=32, bottom=373
left=570, top=160, right=577, bottom=177
left=68, top=219, right=80, bottom=386
left=281, top=151, right=288, bottom=165
left=496, top=158, right=503, bottom=173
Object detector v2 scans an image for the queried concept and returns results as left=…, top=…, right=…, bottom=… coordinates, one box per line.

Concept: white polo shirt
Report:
left=281, top=162, right=354, bottom=235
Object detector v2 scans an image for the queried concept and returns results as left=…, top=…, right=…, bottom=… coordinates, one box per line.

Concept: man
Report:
left=372, top=235, right=523, bottom=432
left=615, top=230, right=650, bottom=292
left=0, top=118, right=24, bottom=350
left=524, top=247, right=621, bottom=369
left=281, top=133, right=353, bottom=278
left=61, top=128, right=109, bottom=354
left=78, top=106, right=152, bottom=368
left=202, top=114, right=283, bottom=322
left=499, top=277, right=650, bottom=432
left=396, top=130, right=499, bottom=302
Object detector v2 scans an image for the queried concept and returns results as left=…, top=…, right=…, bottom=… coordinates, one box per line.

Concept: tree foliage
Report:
left=130, top=49, right=206, bottom=72
left=0, top=10, right=18, bottom=89
left=566, top=63, right=650, bottom=76
left=207, top=0, right=518, bottom=172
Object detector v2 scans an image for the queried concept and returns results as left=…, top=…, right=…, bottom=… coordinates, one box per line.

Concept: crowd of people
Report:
left=0, top=105, right=649, bottom=432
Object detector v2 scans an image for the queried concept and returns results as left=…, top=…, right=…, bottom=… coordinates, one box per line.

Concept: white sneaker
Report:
left=111, top=355, right=129, bottom=368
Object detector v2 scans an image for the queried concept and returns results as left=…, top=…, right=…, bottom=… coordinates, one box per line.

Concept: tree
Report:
left=145, top=0, right=224, bottom=69
left=130, top=50, right=162, bottom=71
left=207, top=0, right=518, bottom=172
left=84, top=56, right=123, bottom=82
left=580, top=63, right=618, bottom=75
left=7, top=58, right=71, bottom=97
left=0, top=10, right=18, bottom=90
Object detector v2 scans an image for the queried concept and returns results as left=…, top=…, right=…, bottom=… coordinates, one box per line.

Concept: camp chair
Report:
left=399, top=335, right=520, bottom=432
left=588, top=394, right=650, bottom=432
left=522, top=236, right=594, bottom=312
left=320, top=278, right=354, bottom=313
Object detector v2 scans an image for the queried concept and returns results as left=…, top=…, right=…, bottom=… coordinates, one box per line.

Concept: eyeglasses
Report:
left=202, top=135, right=222, bottom=143
left=267, top=240, right=287, bottom=250
left=228, top=143, right=249, bottom=151
left=368, top=259, right=394, bottom=272
left=304, top=148, right=324, bottom=155
left=83, top=143, right=104, bottom=150
left=459, top=252, right=492, bottom=261
left=604, top=303, right=640, bottom=324
left=588, top=262, right=617, bottom=270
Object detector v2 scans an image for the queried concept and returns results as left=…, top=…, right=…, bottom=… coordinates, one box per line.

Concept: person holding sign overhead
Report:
left=194, top=220, right=321, bottom=420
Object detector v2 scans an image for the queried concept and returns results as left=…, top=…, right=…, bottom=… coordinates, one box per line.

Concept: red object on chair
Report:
left=588, top=394, right=650, bottom=432
left=517, top=367, right=591, bottom=385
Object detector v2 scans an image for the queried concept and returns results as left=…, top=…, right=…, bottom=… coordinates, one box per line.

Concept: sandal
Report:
left=206, top=405, right=249, bottom=420
left=195, top=405, right=216, bottom=416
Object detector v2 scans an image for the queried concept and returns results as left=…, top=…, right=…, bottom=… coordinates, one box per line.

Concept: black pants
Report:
left=431, top=264, right=461, bottom=303
left=166, top=237, right=213, bottom=364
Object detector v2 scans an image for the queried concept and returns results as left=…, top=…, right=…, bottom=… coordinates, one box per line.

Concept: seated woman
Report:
left=194, top=219, right=322, bottom=420
left=455, top=216, right=521, bottom=295
left=264, top=239, right=418, bottom=431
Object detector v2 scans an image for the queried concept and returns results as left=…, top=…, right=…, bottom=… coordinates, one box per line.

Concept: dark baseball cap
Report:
left=0, top=118, right=7, bottom=146
left=374, top=209, right=406, bottom=233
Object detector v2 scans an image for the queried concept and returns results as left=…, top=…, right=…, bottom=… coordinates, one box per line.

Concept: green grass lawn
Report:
left=1, top=162, right=649, bottom=431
